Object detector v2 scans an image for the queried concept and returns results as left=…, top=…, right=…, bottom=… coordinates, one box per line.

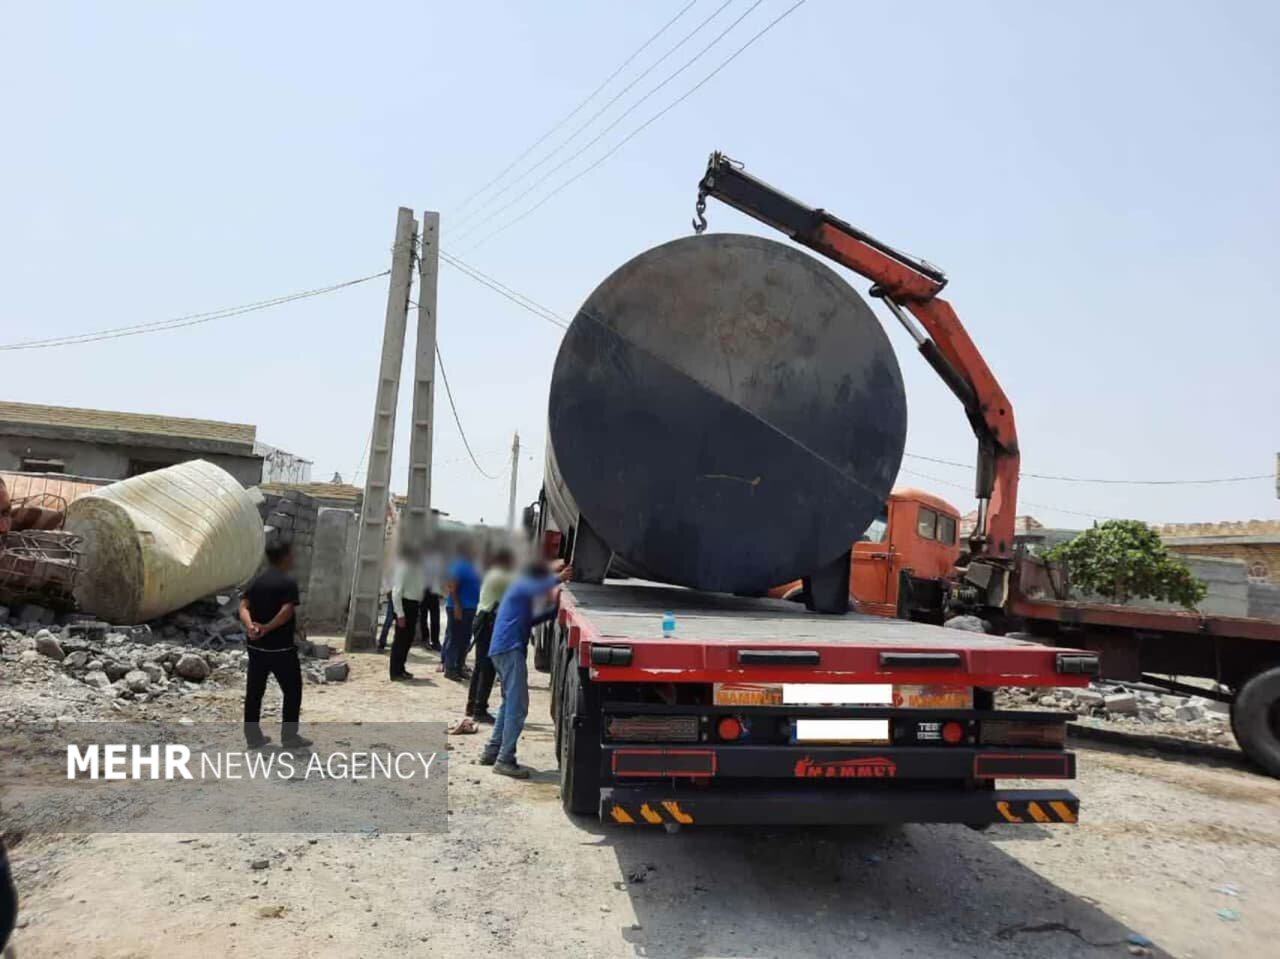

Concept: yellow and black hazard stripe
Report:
left=995, top=798, right=1078, bottom=824
left=607, top=800, right=696, bottom=826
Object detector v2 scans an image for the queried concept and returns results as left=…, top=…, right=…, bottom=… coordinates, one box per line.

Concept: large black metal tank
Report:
left=546, top=233, right=907, bottom=594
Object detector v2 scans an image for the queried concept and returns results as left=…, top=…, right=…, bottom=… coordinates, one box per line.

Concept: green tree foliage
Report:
left=1045, top=519, right=1207, bottom=609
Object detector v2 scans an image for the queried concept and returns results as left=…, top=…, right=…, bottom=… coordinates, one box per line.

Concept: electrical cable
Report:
left=435, top=341, right=501, bottom=479
left=439, top=251, right=569, bottom=329
left=0, top=271, right=390, bottom=351
left=449, top=0, right=739, bottom=238
left=459, top=0, right=808, bottom=252
left=447, top=0, right=700, bottom=219
left=897, top=466, right=1120, bottom=522
left=451, top=0, right=761, bottom=243
left=903, top=452, right=1270, bottom=487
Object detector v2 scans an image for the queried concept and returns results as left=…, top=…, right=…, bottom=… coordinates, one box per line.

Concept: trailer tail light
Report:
left=980, top=720, right=1066, bottom=748
left=606, top=715, right=700, bottom=743
left=717, top=716, right=745, bottom=741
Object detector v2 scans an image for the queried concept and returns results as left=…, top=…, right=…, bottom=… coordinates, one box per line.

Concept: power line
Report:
left=898, top=466, right=1119, bottom=522
left=460, top=0, right=808, bottom=252
left=438, top=250, right=569, bottom=329
left=447, top=0, right=700, bottom=220
left=0, top=271, right=390, bottom=351
left=435, top=341, right=501, bottom=479
left=903, top=451, right=1271, bottom=487
left=452, top=0, right=761, bottom=245
left=449, top=0, right=739, bottom=239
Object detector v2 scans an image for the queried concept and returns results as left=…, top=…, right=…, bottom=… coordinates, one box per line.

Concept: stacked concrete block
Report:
left=305, top=507, right=358, bottom=631
left=257, top=490, right=319, bottom=627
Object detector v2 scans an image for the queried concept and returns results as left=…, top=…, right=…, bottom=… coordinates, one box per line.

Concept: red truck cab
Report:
left=772, top=488, right=963, bottom=621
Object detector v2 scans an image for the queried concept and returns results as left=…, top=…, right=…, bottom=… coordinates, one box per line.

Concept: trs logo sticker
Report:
left=793, top=757, right=898, bottom=779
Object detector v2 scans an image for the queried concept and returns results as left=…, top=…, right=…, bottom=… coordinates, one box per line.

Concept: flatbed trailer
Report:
left=537, top=582, right=1097, bottom=828
left=1008, top=556, right=1280, bottom=776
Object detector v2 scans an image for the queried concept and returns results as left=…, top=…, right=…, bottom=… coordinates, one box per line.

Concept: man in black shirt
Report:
left=240, top=542, right=310, bottom=749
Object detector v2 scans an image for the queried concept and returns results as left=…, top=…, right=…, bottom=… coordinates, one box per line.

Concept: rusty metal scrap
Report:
left=0, top=529, right=84, bottom=608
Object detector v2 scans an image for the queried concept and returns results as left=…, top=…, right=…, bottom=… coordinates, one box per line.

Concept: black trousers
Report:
left=391, top=598, right=421, bottom=678
left=421, top=590, right=442, bottom=649
left=0, top=842, right=15, bottom=954
left=244, top=648, right=303, bottom=729
left=466, top=608, right=498, bottom=714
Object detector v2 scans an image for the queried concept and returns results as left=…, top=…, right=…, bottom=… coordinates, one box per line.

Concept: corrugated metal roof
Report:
left=0, top=400, right=256, bottom=446
left=0, top=470, right=106, bottom=507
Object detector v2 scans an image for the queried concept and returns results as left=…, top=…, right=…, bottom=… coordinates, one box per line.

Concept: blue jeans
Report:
left=485, top=647, right=529, bottom=765
left=443, top=608, right=475, bottom=674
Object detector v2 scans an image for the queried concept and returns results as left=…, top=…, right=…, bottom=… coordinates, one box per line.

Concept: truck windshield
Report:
left=860, top=509, right=889, bottom=543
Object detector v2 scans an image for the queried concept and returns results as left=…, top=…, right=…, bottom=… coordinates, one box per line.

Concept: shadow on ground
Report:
left=569, top=817, right=1165, bottom=959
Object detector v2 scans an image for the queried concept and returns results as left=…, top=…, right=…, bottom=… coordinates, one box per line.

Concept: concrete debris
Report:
left=1103, top=693, right=1139, bottom=715
left=943, top=615, right=989, bottom=633
left=997, top=678, right=1237, bottom=749
left=1, top=597, right=342, bottom=726
left=323, top=661, right=350, bottom=683
left=175, top=653, right=212, bottom=682
left=34, top=629, right=64, bottom=660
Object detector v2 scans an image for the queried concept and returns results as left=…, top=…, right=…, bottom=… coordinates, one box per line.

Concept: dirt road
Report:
left=9, top=640, right=1280, bottom=958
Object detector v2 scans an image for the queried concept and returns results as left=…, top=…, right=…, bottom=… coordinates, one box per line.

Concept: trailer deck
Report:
left=562, top=582, right=1097, bottom=688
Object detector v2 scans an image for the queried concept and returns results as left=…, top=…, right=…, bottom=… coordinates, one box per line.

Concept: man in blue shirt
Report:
left=442, top=542, right=482, bottom=681
left=481, top=560, right=574, bottom=778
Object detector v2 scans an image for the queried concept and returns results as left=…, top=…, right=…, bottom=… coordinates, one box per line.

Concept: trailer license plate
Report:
left=793, top=719, right=890, bottom=743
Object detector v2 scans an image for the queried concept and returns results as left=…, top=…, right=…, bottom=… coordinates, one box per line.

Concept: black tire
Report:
left=551, top=639, right=568, bottom=755
left=1231, top=666, right=1280, bottom=778
left=533, top=622, right=552, bottom=673
left=559, top=659, right=602, bottom=816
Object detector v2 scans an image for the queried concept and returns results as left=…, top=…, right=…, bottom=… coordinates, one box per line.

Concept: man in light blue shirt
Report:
left=481, top=560, right=573, bottom=778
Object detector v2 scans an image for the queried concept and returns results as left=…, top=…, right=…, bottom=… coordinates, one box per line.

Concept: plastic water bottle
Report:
left=662, top=611, right=677, bottom=637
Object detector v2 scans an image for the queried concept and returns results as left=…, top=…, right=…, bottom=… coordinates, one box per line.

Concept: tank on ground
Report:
left=66, top=459, right=265, bottom=624
left=546, top=233, right=907, bottom=594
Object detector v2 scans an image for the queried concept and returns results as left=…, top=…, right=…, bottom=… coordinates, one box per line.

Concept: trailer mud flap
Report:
left=600, top=787, right=1079, bottom=827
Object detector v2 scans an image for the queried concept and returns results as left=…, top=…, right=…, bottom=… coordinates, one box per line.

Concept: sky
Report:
left=1, top=0, right=1276, bottom=528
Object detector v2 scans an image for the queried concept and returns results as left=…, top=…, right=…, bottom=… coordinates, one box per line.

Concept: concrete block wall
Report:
left=306, top=507, right=358, bottom=631
left=1248, top=581, right=1280, bottom=622
left=258, top=490, right=319, bottom=625
left=1084, top=555, right=1250, bottom=617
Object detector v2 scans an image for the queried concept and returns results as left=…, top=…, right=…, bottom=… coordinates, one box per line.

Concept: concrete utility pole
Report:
left=345, top=207, right=417, bottom=652
left=403, top=211, right=440, bottom=547
left=506, top=431, right=520, bottom=531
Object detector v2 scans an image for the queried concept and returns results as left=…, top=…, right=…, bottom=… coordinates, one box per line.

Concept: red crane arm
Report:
left=694, top=153, right=1020, bottom=560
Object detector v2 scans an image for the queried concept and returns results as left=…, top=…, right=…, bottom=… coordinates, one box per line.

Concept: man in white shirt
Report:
left=389, top=540, right=429, bottom=680
left=420, top=544, right=446, bottom=652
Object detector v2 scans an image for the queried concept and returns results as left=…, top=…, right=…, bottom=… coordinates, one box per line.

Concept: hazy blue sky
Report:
left=2, top=1, right=1276, bottom=527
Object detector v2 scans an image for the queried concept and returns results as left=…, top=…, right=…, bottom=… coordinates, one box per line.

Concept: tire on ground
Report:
left=559, top=658, right=602, bottom=816
left=1231, top=665, right=1280, bottom=778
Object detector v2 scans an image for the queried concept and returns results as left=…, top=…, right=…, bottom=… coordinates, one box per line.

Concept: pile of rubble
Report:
left=0, top=598, right=350, bottom=724
left=998, top=681, right=1235, bottom=748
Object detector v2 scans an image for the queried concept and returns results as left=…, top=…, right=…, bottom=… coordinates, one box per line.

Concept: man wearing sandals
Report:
left=480, top=560, right=574, bottom=778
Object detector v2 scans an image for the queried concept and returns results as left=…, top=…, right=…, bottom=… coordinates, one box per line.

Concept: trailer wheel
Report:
left=559, top=659, right=602, bottom=816
left=1231, top=666, right=1280, bottom=778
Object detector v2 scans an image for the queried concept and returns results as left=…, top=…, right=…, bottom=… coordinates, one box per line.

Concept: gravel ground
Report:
left=5, top=639, right=1280, bottom=959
